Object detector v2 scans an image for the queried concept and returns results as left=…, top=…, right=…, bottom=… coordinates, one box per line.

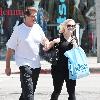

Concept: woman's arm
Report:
left=43, top=38, right=60, bottom=51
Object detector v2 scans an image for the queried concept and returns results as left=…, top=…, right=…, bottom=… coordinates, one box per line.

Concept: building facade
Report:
left=0, top=0, right=97, bottom=60
left=96, top=0, right=100, bottom=62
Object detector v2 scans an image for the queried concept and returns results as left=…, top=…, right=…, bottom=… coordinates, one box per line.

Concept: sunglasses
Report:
left=67, top=24, right=76, bottom=28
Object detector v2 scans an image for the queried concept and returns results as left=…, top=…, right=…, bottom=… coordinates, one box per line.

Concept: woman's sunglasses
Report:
left=67, top=24, right=76, bottom=28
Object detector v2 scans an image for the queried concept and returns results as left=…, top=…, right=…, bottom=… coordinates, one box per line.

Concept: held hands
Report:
left=43, top=38, right=60, bottom=51
left=43, top=40, right=50, bottom=51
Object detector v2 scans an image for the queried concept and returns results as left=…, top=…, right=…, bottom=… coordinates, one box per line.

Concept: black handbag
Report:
left=40, top=43, right=59, bottom=65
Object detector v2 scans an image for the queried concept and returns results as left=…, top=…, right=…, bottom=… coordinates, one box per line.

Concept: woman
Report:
left=45, top=19, right=77, bottom=100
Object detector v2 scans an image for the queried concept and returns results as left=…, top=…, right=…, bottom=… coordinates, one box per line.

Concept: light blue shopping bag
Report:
left=64, top=46, right=90, bottom=80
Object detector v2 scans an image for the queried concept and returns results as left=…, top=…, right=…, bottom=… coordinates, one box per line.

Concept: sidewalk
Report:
left=0, top=57, right=100, bottom=74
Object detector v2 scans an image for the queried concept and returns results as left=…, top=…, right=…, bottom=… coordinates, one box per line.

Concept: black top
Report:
left=53, top=34, right=73, bottom=71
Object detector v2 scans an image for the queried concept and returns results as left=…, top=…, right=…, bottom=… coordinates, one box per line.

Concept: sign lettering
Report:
left=0, top=8, right=23, bottom=16
left=56, top=0, right=68, bottom=30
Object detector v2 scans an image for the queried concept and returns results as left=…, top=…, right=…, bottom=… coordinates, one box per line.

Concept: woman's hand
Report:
left=53, top=38, right=60, bottom=44
left=70, top=37, right=78, bottom=48
left=43, top=38, right=60, bottom=51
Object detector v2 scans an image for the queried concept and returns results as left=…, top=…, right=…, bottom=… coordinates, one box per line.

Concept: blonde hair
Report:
left=59, top=19, right=75, bottom=33
left=59, top=23, right=64, bottom=33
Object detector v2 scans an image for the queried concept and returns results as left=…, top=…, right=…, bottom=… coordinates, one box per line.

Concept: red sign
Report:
left=0, top=8, right=23, bottom=16
left=5, top=9, right=23, bottom=16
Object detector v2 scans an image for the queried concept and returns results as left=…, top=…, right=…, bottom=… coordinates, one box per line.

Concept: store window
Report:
left=0, top=0, right=96, bottom=60
left=78, top=0, right=96, bottom=56
left=38, top=0, right=96, bottom=56
left=0, top=0, right=35, bottom=60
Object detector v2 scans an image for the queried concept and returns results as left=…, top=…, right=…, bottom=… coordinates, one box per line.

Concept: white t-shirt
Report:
left=6, top=23, right=46, bottom=69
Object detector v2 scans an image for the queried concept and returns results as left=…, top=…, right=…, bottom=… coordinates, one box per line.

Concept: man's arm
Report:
left=5, top=48, right=14, bottom=76
left=43, top=37, right=60, bottom=51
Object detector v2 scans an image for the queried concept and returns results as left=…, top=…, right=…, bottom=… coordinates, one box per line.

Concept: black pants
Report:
left=50, top=65, right=76, bottom=100
left=19, top=65, right=41, bottom=100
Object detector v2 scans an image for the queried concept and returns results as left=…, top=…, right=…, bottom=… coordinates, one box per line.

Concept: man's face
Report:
left=25, top=11, right=37, bottom=23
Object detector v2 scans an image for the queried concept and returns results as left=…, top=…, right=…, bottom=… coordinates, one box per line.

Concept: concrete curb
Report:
left=89, top=68, right=100, bottom=74
left=2, top=67, right=100, bottom=75
left=40, top=68, right=100, bottom=74
left=1, top=57, right=100, bottom=74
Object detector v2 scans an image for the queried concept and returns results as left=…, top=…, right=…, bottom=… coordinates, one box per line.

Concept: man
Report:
left=5, top=7, right=49, bottom=100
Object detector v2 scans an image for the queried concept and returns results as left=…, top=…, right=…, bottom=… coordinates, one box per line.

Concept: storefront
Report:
left=0, top=0, right=96, bottom=60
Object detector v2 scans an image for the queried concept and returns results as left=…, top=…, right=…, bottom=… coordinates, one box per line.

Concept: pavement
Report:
left=0, top=57, right=100, bottom=100
left=1, top=74, right=100, bottom=100
left=0, top=57, right=100, bottom=75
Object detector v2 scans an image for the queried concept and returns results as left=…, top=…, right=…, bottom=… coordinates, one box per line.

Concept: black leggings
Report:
left=50, top=65, right=76, bottom=100
left=19, top=65, right=41, bottom=100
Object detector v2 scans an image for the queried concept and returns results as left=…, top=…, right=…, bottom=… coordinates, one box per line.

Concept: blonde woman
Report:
left=45, top=19, right=77, bottom=100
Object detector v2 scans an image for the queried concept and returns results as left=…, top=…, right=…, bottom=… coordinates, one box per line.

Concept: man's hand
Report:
left=43, top=41, right=50, bottom=51
left=5, top=67, right=11, bottom=76
left=43, top=38, right=60, bottom=51
left=5, top=48, right=14, bottom=76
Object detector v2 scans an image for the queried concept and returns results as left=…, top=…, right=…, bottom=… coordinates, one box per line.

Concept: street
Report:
left=0, top=73, right=100, bottom=100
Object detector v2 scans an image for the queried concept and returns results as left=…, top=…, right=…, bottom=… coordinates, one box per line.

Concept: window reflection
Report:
left=0, top=0, right=97, bottom=60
